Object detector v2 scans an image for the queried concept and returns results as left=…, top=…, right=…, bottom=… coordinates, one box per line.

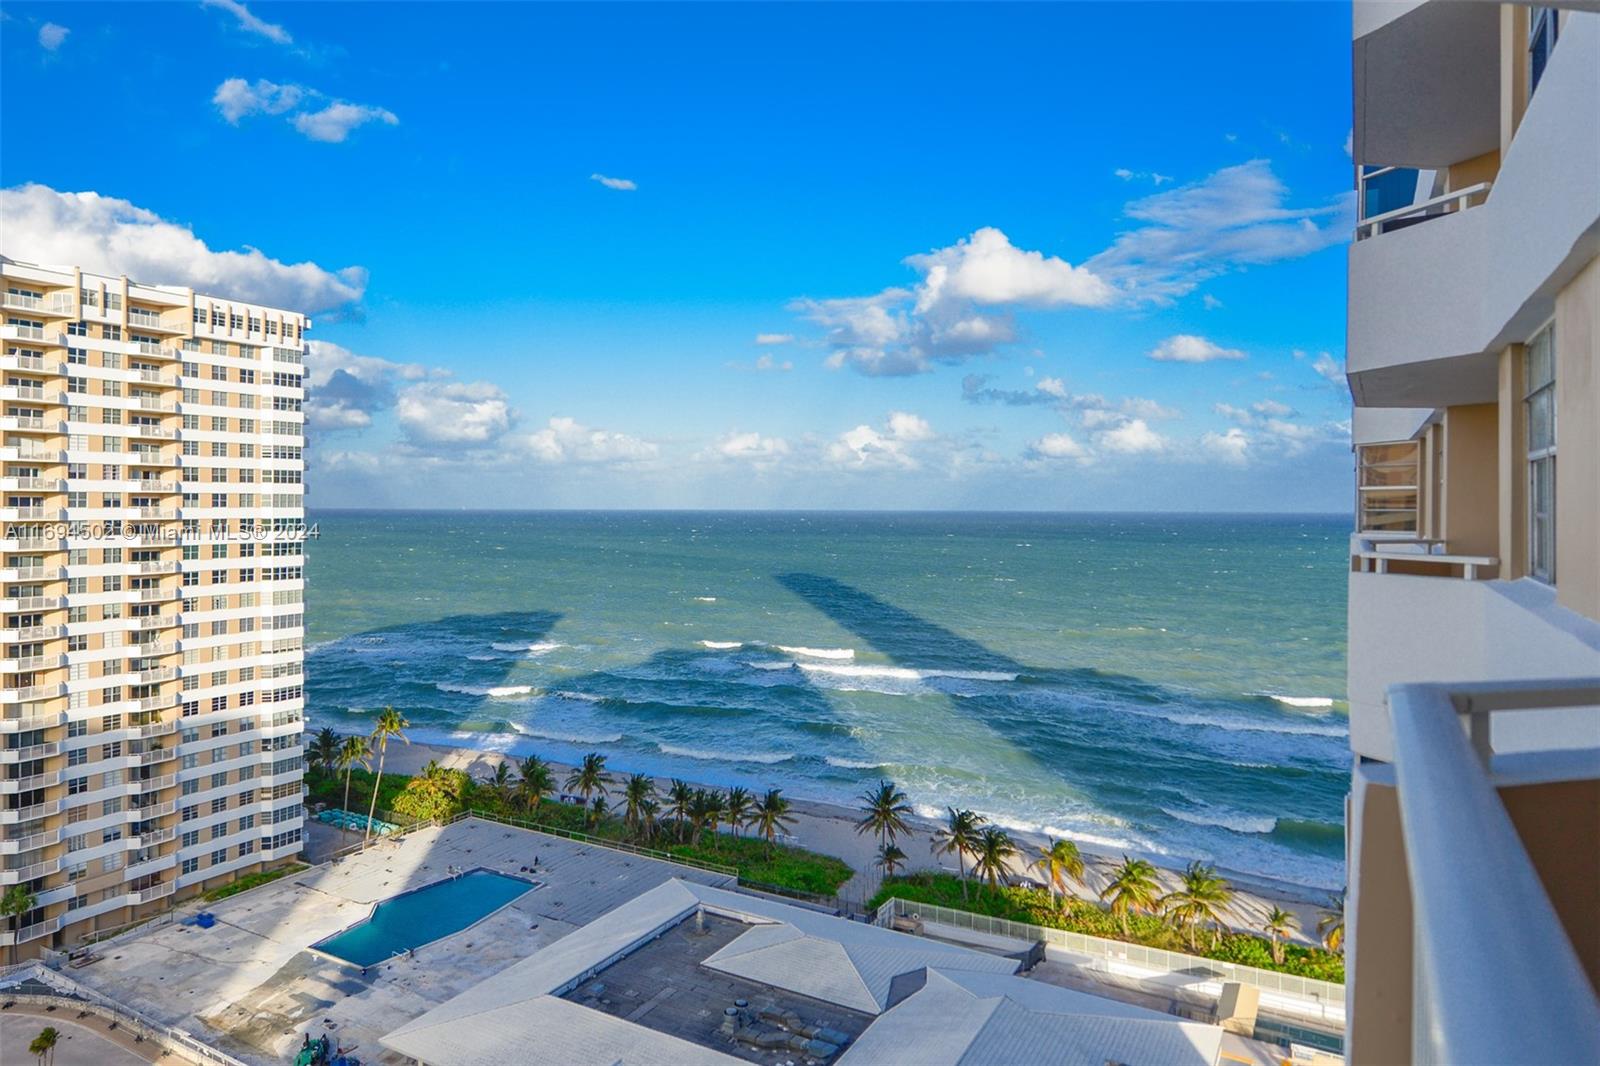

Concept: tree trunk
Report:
left=365, top=747, right=386, bottom=844
left=342, top=768, right=354, bottom=842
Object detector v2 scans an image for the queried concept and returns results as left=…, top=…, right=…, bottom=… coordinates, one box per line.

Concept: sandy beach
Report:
left=355, top=738, right=1334, bottom=946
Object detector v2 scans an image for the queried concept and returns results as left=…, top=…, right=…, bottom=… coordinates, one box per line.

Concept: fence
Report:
left=0, top=961, right=247, bottom=1066
left=876, top=896, right=1345, bottom=1025
left=447, top=808, right=739, bottom=880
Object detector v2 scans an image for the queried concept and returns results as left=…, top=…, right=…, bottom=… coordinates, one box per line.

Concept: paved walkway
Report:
left=0, top=1007, right=159, bottom=1065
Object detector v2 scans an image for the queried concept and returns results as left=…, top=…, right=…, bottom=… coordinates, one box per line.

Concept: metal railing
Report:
left=876, top=896, right=1345, bottom=1021
left=1388, top=679, right=1600, bottom=1065
left=1356, top=181, right=1492, bottom=240
left=440, top=808, right=738, bottom=879
left=1352, top=537, right=1499, bottom=580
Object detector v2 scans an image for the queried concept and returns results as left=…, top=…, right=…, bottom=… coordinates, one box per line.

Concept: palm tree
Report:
left=875, top=842, right=908, bottom=878
left=623, top=773, right=655, bottom=834
left=1033, top=838, right=1086, bottom=905
left=487, top=762, right=513, bottom=807
left=854, top=779, right=912, bottom=850
left=931, top=807, right=985, bottom=903
left=1162, top=861, right=1234, bottom=952
left=1317, top=891, right=1346, bottom=953
left=587, top=794, right=609, bottom=829
left=515, top=755, right=555, bottom=815
left=365, top=707, right=410, bottom=843
left=687, top=788, right=722, bottom=846
left=639, top=797, right=661, bottom=843
left=334, top=735, right=370, bottom=840
left=2, top=884, right=37, bottom=966
left=667, top=779, right=695, bottom=842
left=1100, top=856, right=1160, bottom=936
left=723, top=786, right=753, bottom=839
left=972, top=826, right=1017, bottom=890
left=565, top=752, right=611, bottom=808
left=1263, top=905, right=1299, bottom=965
left=752, top=788, right=796, bottom=856
left=310, top=726, right=339, bottom=777
left=28, top=1026, right=57, bottom=1066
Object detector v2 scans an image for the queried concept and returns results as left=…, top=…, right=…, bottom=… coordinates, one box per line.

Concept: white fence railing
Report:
left=876, top=896, right=1344, bottom=1024
left=1355, top=181, right=1492, bottom=240
left=1389, top=679, right=1600, bottom=1066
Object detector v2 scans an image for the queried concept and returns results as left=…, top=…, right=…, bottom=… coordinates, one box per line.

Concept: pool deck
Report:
left=61, top=818, right=736, bottom=1065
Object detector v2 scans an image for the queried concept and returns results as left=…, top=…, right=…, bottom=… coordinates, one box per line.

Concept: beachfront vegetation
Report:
left=3, top=883, right=37, bottom=965
left=304, top=742, right=853, bottom=897
left=931, top=807, right=984, bottom=902
left=365, top=707, right=411, bottom=842
left=854, top=778, right=913, bottom=850
left=28, top=1025, right=58, bottom=1066
left=870, top=871, right=1344, bottom=983
left=201, top=863, right=309, bottom=903
left=1317, top=890, right=1346, bottom=952
left=1263, top=905, right=1299, bottom=965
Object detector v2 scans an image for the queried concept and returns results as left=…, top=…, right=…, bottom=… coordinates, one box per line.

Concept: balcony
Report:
left=1380, top=680, right=1600, bottom=1065
left=0, top=416, right=64, bottom=434
left=137, top=718, right=176, bottom=739
left=0, top=684, right=66, bottom=704
left=1, top=478, right=67, bottom=494
left=0, top=595, right=63, bottom=612
left=0, top=565, right=65, bottom=582
left=136, top=693, right=176, bottom=712
left=0, top=711, right=64, bottom=734
left=127, top=423, right=176, bottom=441
left=0, top=915, right=61, bottom=946
left=134, top=773, right=176, bottom=793
left=1352, top=536, right=1498, bottom=581
left=0, top=625, right=62, bottom=642
left=1348, top=12, right=1600, bottom=409
left=0, top=770, right=62, bottom=792
left=0, top=855, right=61, bottom=883
left=0, top=324, right=47, bottom=343
left=0, top=827, right=60, bottom=853
left=126, top=312, right=184, bottom=335
left=0, top=741, right=60, bottom=762
left=135, top=746, right=176, bottom=766
left=136, top=879, right=175, bottom=904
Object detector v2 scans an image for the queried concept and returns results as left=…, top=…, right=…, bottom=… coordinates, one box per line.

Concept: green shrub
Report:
left=201, top=863, right=307, bottom=902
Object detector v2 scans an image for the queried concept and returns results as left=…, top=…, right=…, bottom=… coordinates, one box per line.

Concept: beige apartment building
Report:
left=0, top=257, right=306, bottom=960
left=1345, top=2, right=1598, bottom=1063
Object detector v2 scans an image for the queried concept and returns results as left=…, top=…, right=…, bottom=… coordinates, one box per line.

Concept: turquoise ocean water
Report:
left=305, top=511, right=1350, bottom=890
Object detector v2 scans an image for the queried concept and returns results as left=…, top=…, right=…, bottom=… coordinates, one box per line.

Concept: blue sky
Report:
left=1, top=1, right=1356, bottom=511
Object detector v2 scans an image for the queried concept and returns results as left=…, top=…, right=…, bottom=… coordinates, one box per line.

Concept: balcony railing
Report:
left=1352, top=537, right=1499, bottom=580
left=1388, top=679, right=1600, bottom=1065
left=1355, top=178, right=1492, bottom=242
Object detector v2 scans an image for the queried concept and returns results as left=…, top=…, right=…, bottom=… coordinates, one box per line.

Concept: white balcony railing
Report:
left=1388, top=679, right=1600, bottom=1066
left=1355, top=180, right=1493, bottom=241
left=1352, top=537, right=1499, bottom=580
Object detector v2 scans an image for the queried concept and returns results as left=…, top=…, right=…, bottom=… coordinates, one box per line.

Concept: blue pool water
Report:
left=313, top=870, right=536, bottom=966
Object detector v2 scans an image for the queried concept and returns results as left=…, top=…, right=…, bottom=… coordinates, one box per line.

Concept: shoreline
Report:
left=356, top=737, right=1334, bottom=945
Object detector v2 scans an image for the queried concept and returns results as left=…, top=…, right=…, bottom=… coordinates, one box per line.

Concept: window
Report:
left=1529, top=6, right=1560, bottom=96
left=1526, top=324, right=1556, bottom=583
left=1357, top=441, right=1421, bottom=533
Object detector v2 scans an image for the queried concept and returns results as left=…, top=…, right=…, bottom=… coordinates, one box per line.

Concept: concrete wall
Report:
left=1502, top=777, right=1600, bottom=996
left=1554, top=256, right=1600, bottom=619
left=1440, top=404, right=1500, bottom=557
left=1345, top=766, right=1413, bottom=1066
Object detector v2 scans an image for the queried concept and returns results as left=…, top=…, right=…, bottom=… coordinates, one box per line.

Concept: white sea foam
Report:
left=797, top=662, right=1018, bottom=683
left=508, top=723, right=624, bottom=745
left=466, top=654, right=497, bottom=662
left=775, top=645, right=856, bottom=661
left=435, top=683, right=536, bottom=698
left=824, top=756, right=887, bottom=769
left=1156, top=712, right=1347, bottom=738
left=548, top=690, right=605, bottom=704
left=698, top=640, right=743, bottom=650
left=693, top=596, right=718, bottom=603
left=658, top=743, right=793, bottom=765
left=1162, top=805, right=1278, bottom=835
left=1256, top=693, right=1338, bottom=709
left=489, top=641, right=564, bottom=655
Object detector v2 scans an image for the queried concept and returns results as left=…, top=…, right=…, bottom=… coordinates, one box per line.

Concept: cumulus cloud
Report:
left=1201, top=427, right=1252, bottom=465
left=826, top=412, right=936, bottom=469
left=1026, top=432, right=1090, bottom=463
left=726, top=353, right=793, bottom=372
left=796, top=227, right=1111, bottom=376
left=202, top=0, right=292, bottom=44
left=304, top=340, right=430, bottom=431
left=591, top=173, right=638, bottom=191
left=38, top=22, right=68, bottom=50
left=522, top=417, right=659, bottom=464
left=1210, top=398, right=1348, bottom=460
left=754, top=333, right=794, bottom=345
left=213, top=78, right=397, bottom=143
left=1114, top=168, right=1173, bottom=185
left=1088, top=159, right=1354, bottom=302
left=292, top=102, right=400, bottom=143
left=1096, top=418, right=1167, bottom=455
left=1202, top=293, right=1224, bottom=310
left=396, top=381, right=515, bottom=446
left=703, top=431, right=791, bottom=466
left=1310, top=352, right=1345, bottom=384
left=0, top=183, right=366, bottom=314
left=1149, top=334, right=1246, bottom=363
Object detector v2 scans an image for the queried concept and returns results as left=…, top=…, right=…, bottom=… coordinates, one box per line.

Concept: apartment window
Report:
left=1526, top=324, right=1557, bottom=583
left=1529, top=7, right=1560, bottom=96
left=1356, top=441, right=1420, bottom=533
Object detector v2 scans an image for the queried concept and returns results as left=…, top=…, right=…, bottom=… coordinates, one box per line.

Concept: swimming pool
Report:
left=312, top=869, right=537, bottom=967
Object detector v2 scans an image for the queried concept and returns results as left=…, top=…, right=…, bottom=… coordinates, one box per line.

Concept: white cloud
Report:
left=396, top=381, right=514, bottom=446
left=1088, top=159, right=1354, bottom=301
left=522, top=417, right=658, bottom=464
left=1149, top=334, right=1246, bottom=363
left=826, top=411, right=936, bottom=469
left=1114, top=168, right=1173, bottom=186
left=799, top=227, right=1111, bottom=376
left=304, top=340, right=430, bottom=431
left=202, top=0, right=292, bottom=44
left=1036, top=376, right=1069, bottom=399
left=1201, top=293, right=1224, bottom=310
left=213, top=79, right=397, bottom=143
left=1201, top=427, right=1252, bottom=465
left=1252, top=399, right=1294, bottom=418
left=754, top=354, right=792, bottom=372
left=1121, top=396, right=1183, bottom=420
left=1343, top=129, right=1353, bottom=158
left=1097, top=418, right=1167, bottom=455
left=1027, top=432, right=1090, bottom=462
left=38, top=22, right=68, bottom=50
left=1311, top=352, right=1345, bottom=384
left=591, top=173, right=638, bottom=191
left=706, top=431, right=790, bottom=465
left=292, top=102, right=399, bottom=143
left=0, top=183, right=365, bottom=314
left=213, top=78, right=304, bottom=123
left=754, top=333, right=794, bottom=345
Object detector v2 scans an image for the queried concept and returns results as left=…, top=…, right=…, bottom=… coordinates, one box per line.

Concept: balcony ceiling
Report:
left=1353, top=1, right=1499, bottom=168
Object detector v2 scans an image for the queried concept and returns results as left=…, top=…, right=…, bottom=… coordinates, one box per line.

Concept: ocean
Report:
left=304, top=511, right=1350, bottom=890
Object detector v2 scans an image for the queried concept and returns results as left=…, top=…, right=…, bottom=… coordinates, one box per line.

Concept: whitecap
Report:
left=1162, top=805, right=1278, bottom=835
left=797, top=662, right=1017, bottom=683
left=658, top=743, right=793, bottom=765
left=435, top=682, right=535, bottom=698
left=693, top=596, right=718, bottom=603
left=824, top=756, right=887, bottom=769
left=698, top=640, right=743, bottom=650
left=466, top=654, right=497, bottom=662
left=1157, top=712, right=1346, bottom=738
left=508, top=723, right=624, bottom=745
left=1256, top=693, right=1338, bottom=709
left=489, top=641, right=564, bottom=655
left=775, top=645, right=856, bottom=661
left=548, top=690, right=605, bottom=704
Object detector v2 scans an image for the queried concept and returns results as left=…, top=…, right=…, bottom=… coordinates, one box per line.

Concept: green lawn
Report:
left=869, top=872, right=1344, bottom=983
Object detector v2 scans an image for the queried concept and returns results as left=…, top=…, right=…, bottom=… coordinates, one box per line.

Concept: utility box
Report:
left=1216, top=982, right=1260, bottom=1037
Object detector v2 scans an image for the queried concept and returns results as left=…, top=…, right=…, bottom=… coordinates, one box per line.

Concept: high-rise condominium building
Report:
left=0, top=257, right=306, bottom=960
left=1345, top=3, right=1598, bottom=1063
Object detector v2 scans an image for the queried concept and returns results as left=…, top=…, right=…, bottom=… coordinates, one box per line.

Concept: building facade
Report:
left=1, top=257, right=306, bottom=960
left=1346, top=3, right=1599, bottom=1062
